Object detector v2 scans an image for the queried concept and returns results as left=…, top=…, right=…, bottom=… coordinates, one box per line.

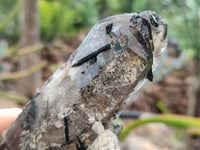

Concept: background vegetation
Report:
left=0, top=0, right=199, bottom=61
left=0, top=0, right=200, bottom=149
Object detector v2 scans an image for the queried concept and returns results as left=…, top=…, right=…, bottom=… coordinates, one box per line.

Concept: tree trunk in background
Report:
left=187, top=74, right=200, bottom=117
left=16, top=0, right=41, bottom=97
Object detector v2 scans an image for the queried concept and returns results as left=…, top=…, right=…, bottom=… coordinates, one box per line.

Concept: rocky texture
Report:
left=0, top=11, right=167, bottom=150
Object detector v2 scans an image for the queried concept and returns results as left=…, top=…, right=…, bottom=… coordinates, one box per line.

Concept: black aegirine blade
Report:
left=72, top=44, right=111, bottom=67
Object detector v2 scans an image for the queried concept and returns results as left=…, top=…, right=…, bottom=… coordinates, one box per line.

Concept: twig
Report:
left=4, top=43, right=44, bottom=59
left=0, top=60, right=47, bottom=81
left=0, top=90, right=28, bottom=104
left=120, top=114, right=200, bottom=142
left=18, top=43, right=44, bottom=56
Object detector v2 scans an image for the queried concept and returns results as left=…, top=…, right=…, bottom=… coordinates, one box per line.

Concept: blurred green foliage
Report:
left=39, top=0, right=99, bottom=41
left=0, top=0, right=23, bottom=41
left=0, top=0, right=200, bottom=63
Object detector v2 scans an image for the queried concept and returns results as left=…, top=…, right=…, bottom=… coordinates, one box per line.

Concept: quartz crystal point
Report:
left=0, top=11, right=167, bottom=150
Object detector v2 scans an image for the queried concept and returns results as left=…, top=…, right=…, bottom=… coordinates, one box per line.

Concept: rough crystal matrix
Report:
left=0, top=11, right=167, bottom=150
